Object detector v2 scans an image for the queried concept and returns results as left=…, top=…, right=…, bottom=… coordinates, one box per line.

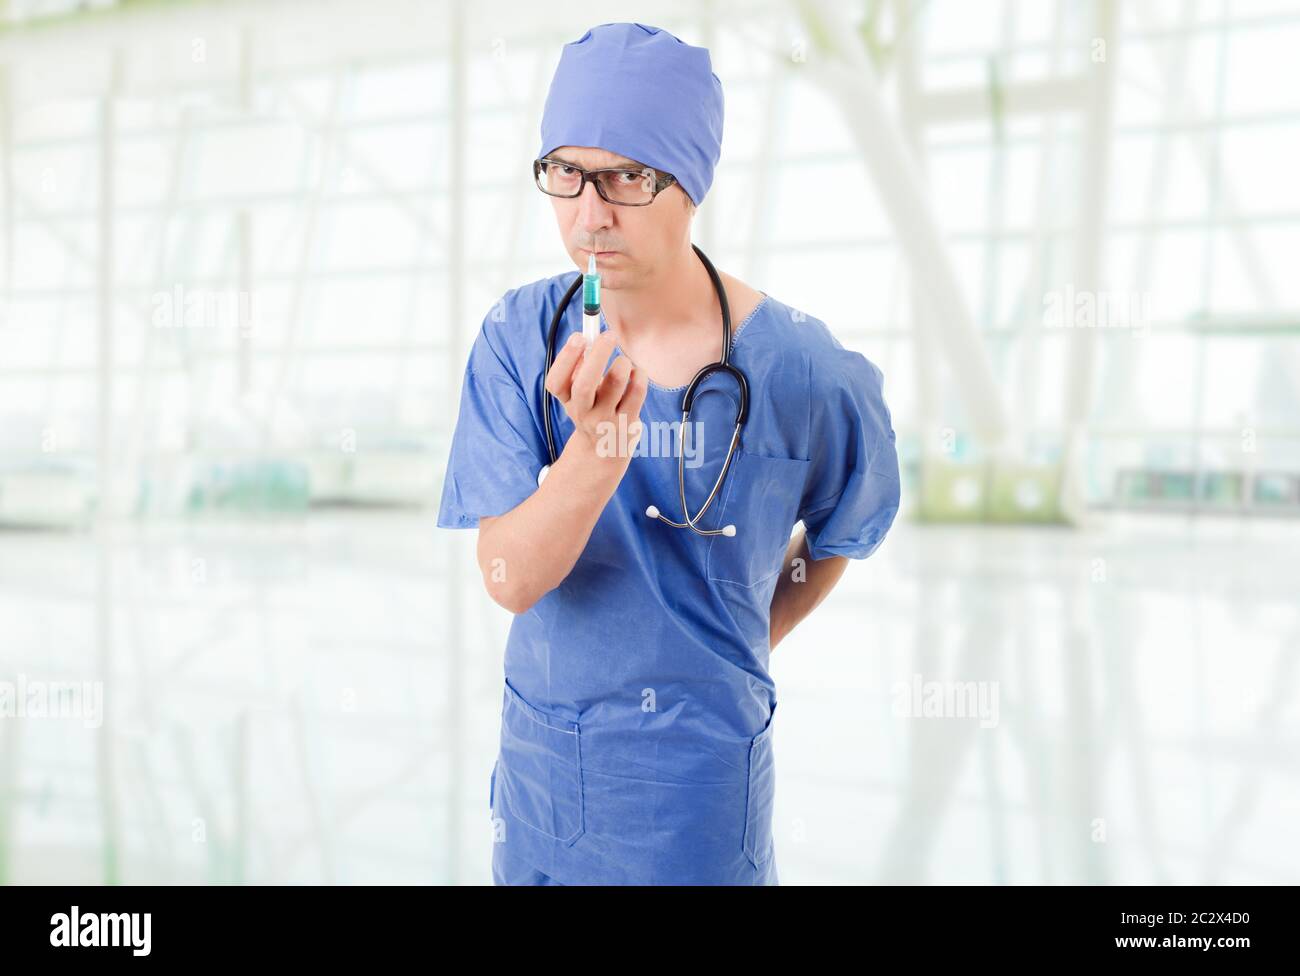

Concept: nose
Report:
left=575, top=179, right=613, bottom=238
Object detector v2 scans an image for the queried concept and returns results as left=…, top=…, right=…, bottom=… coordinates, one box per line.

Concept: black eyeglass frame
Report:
left=533, top=156, right=679, bottom=206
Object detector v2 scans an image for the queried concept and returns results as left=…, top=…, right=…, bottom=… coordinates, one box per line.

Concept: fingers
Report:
left=544, top=332, right=586, bottom=404
left=569, top=331, right=618, bottom=413
left=550, top=331, right=646, bottom=461
left=616, top=361, right=649, bottom=419
left=593, top=354, right=634, bottom=414
left=618, top=365, right=649, bottom=452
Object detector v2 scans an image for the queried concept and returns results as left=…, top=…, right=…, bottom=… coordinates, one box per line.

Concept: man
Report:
left=438, top=22, right=901, bottom=885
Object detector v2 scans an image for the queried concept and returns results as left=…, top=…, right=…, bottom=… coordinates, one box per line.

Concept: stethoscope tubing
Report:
left=542, top=244, right=747, bottom=537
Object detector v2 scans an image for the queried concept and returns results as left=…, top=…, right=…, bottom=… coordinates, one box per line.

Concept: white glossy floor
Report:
left=1, top=509, right=1296, bottom=884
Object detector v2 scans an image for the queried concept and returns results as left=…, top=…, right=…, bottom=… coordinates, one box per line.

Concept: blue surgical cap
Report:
left=538, top=22, right=724, bottom=207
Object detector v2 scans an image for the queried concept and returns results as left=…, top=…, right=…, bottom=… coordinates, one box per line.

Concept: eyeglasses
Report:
left=534, top=157, right=678, bottom=206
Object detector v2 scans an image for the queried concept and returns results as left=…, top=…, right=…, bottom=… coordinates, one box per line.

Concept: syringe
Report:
left=582, top=252, right=601, bottom=346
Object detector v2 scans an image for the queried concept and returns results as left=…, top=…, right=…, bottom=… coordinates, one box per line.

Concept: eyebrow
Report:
left=546, top=152, right=645, bottom=170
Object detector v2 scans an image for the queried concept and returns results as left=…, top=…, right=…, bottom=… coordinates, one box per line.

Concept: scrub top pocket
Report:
left=497, top=679, right=585, bottom=846
left=706, top=450, right=810, bottom=587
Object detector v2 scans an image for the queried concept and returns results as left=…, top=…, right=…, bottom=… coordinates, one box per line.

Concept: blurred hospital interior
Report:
left=0, top=0, right=1297, bottom=884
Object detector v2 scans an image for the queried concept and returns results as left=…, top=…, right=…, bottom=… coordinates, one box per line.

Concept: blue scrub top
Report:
left=438, top=272, right=901, bottom=884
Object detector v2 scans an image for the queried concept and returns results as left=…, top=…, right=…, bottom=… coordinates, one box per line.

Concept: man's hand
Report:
left=475, top=331, right=649, bottom=615
left=545, top=330, right=649, bottom=460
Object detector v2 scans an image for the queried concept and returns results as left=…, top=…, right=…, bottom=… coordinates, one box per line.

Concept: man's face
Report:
left=545, top=145, right=694, bottom=290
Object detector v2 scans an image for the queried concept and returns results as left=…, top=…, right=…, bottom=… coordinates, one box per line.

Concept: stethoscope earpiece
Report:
left=646, top=505, right=734, bottom=536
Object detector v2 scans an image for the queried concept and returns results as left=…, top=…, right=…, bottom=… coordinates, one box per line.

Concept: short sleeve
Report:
left=798, top=350, right=901, bottom=560
left=437, top=312, right=548, bottom=529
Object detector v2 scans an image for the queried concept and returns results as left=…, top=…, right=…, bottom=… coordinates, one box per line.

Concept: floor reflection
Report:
left=1, top=511, right=1296, bottom=884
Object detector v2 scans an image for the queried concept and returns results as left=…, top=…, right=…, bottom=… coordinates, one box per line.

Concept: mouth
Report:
left=583, top=248, right=620, bottom=258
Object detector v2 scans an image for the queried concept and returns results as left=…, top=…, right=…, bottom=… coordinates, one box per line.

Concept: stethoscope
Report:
left=541, top=243, right=747, bottom=538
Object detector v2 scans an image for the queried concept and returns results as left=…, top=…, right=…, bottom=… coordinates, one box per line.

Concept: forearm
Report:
left=768, top=527, right=849, bottom=649
left=476, top=430, right=628, bottom=613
